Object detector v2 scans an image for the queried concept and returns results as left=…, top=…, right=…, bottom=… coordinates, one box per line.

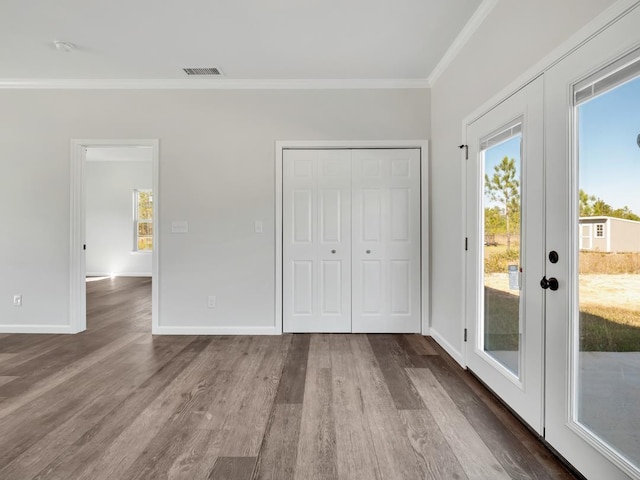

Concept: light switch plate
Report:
left=254, top=221, right=263, bottom=234
left=171, top=221, right=189, bottom=233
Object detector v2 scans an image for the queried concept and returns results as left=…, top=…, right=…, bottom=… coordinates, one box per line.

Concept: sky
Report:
left=484, top=135, right=521, bottom=209
left=482, top=74, right=640, bottom=214
left=579, top=76, right=640, bottom=214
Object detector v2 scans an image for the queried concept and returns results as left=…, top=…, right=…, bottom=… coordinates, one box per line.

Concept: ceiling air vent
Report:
left=183, top=67, right=222, bottom=76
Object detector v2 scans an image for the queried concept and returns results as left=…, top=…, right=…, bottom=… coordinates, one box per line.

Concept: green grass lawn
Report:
left=484, top=287, right=640, bottom=352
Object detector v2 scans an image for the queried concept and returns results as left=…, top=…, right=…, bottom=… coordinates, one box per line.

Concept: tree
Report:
left=579, top=189, right=595, bottom=217
left=485, top=156, right=520, bottom=251
left=579, top=189, right=640, bottom=221
left=484, top=206, right=506, bottom=234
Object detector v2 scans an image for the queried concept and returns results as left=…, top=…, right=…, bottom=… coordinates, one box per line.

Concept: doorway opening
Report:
left=70, top=140, right=159, bottom=333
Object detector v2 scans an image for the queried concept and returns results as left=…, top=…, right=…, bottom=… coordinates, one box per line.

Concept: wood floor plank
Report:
left=0, top=376, right=17, bottom=388
left=398, top=409, right=469, bottom=480
left=71, top=341, right=224, bottom=480
left=164, top=430, right=219, bottom=480
left=274, top=335, right=309, bottom=404
left=252, top=404, right=302, bottom=480
left=123, top=368, right=234, bottom=480
left=294, top=367, right=337, bottom=480
left=0, top=332, right=146, bottom=420
left=329, top=334, right=381, bottom=480
left=423, top=354, right=554, bottom=480
left=307, top=333, right=332, bottom=368
left=0, top=353, right=17, bottom=367
left=401, top=334, right=438, bottom=356
left=216, top=336, right=291, bottom=456
left=349, top=335, right=428, bottom=480
left=3, top=337, right=200, bottom=480
left=209, top=457, right=256, bottom=480
left=0, top=334, right=173, bottom=469
left=32, top=337, right=213, bottom=480
left=406, top=367, right=511, bottom=480
left=367, top=334, right=426, bottom=409
left=424, top=337, right=577, bottom=480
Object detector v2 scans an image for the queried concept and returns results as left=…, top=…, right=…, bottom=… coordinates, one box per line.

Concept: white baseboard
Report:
left=429, top=328, right=465, bottom=368
left=86, top=272, right=152, bottom=277
left=152, top=325, right=279, bottom=335
left=0, top=324, right=77, bottom=334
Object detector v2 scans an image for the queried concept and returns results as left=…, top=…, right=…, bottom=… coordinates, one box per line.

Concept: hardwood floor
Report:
left=0, top=277, right=579, bottom=480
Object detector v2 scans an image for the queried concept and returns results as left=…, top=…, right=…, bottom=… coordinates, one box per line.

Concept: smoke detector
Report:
left=53, top=41, right=76, bottom=52
left=183, top=67, right=223, bottom=76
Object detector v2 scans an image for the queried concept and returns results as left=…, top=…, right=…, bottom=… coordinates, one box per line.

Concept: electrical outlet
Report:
left=207, top=295, right=216, bottom=308
left=13, top=294, right=22, bottom=307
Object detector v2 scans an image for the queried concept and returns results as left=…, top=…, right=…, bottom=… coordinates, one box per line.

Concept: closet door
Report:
left=351, top=149, right=421, bottom=333
left=283, top=149, right=351, bottom=332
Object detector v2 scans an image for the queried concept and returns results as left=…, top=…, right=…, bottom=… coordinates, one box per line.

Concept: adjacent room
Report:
left=1, top=1, right=639, bottom=479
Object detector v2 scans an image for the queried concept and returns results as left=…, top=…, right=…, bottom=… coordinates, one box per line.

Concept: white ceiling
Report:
left=0, top=0, right=483, bottom=82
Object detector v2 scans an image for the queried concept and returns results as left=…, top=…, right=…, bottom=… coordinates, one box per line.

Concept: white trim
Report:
left=0, top=78, right=430, bottom=90
left=421, top=144, right=431, bottom=337
left=0, top=324, right=77, bottom=334
left=461, top=0, right=640, bottom=127
left=430, top=327, right=465, bottom=368
left=71, top=139, right=160, bottom=334
left=427, top=0, right=499, bottom=86
left=86, top=272, right=152, bottom=277
left=154, top=326, right=278, bottom=335
left=275, top=140, right=430, bottom=335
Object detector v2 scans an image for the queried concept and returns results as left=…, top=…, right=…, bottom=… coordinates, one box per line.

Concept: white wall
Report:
left=86, top=156, right=152, bottom=276
left=0, top=88, right=429, bottom=332
left=429, top=0, right=616, bottom=361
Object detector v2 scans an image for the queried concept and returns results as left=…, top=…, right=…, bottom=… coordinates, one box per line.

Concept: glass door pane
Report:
left=483, top=132, right=522, bottom=377
left=576, top=70, right=640, bottom=469
left=466, top=76, right=544, bottom=434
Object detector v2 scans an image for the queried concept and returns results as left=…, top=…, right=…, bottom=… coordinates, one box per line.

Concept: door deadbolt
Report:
left=548, top=251, right=559, bottom=264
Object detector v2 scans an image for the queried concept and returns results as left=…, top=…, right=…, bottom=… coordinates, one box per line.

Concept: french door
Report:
left=283, top=148, right=421, bottom=333
left=466, top=5, right=640, bottom=478
left=465, top=76, right=545, bottom=433
left=545, top=5, right=640, bottom=478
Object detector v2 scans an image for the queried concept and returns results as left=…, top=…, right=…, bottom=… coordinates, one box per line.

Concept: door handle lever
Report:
left=540, top=276, right=559, bottom=291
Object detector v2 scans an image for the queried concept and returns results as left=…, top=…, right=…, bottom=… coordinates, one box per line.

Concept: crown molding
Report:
left=427, top=0, right=498, bottom=87
left=0, top=77, right=430, bottom=90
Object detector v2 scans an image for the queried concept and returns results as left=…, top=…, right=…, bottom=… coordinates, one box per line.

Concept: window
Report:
left=595, top=223, right=605, bottom=238
left=134, top=190, right=153, bottom=251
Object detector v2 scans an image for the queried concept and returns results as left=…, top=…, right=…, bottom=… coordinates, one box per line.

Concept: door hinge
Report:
left=458, top=144, right=468, bottom=160
left=464, top=328, right=468, bottom=342
left=465, top=237, right=468, bottom=251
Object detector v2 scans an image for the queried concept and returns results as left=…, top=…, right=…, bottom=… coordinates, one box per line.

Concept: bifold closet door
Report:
left=352, top=149, right=421, bottom=333
left=283, top=149, right=352, bottom=333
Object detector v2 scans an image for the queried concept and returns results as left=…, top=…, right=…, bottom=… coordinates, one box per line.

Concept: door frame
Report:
left=70, top=139, right=160, bottom=333
left=274, top=140, right=429, bottom=335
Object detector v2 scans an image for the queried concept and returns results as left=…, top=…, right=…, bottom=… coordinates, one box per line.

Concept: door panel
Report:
left=283, top=149, right=351, bottom=332
left=466, top=76, right=544, bottom=433
left=545, top=5, right=640, bottom=477
left=352, top=149, right=421, bottom=333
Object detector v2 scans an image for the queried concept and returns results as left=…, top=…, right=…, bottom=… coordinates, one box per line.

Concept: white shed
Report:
left=579, top=216, right=640, bottom=253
